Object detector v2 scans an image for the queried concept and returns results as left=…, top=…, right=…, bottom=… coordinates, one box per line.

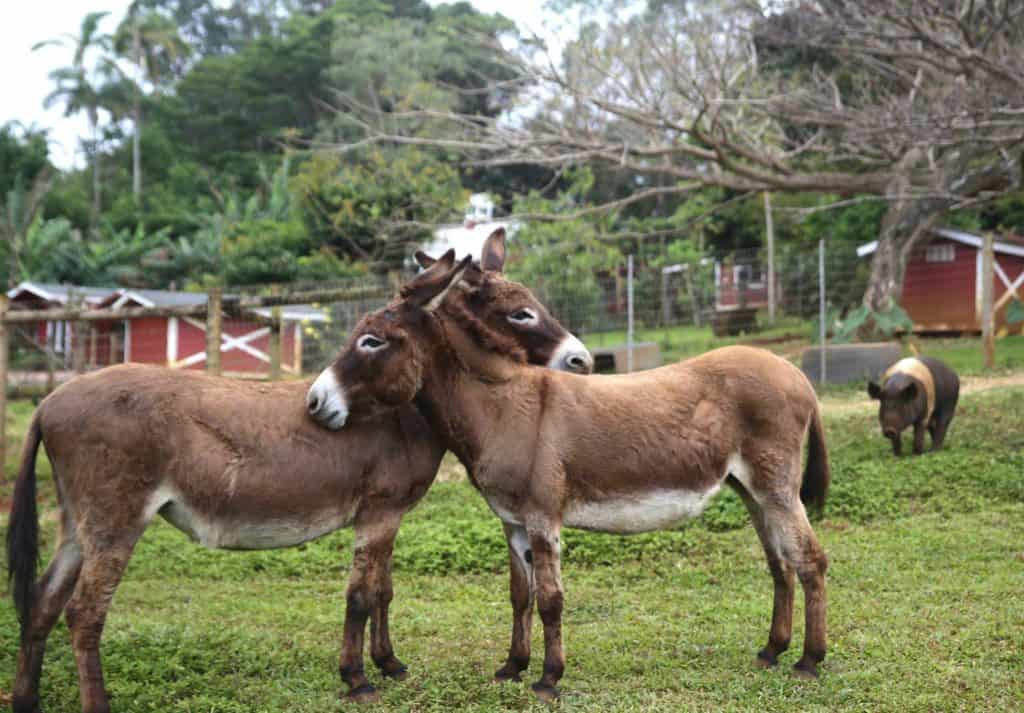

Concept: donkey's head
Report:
left=415, top=228, right=592, bottom=374
left=307, top=234, right=592, bottom=430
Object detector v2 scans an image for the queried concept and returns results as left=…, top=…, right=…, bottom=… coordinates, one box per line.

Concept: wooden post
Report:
left=268, top=285, right=282, bottom=381
left=981, top=233, right=995, bottom=369
left=89, top=326, right=98, bottom=367
left=764, top=192, right=776, bottom=324
left=683, top=264, right=702, bottom=327
left=0, top=296, right=8, bottom=477
left=45, top=327, right=56, bottom=393
left=72, top=319, right=87, bottom=374
left=293, top=323, right=303, bottom=377
left=206, top=287, right=223, bottom=376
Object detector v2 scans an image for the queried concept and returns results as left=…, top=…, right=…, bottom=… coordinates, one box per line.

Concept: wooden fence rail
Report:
left=0, top=283, right=390, bottom=475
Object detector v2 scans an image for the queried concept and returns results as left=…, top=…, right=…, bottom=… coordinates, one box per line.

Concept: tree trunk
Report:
left=133, top=101, right=142, bottom=201
left=91, top=117, right=101, bottom=227
left=862, top=149, right=1016, bottom=311
left=132, top=22, right=142, bottom=202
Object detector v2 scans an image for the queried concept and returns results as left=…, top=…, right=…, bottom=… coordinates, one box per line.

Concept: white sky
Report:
left=0, top=0, right=560, bottom=169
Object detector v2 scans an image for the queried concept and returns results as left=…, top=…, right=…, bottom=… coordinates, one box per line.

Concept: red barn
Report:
left=7, top=282, right=326, bottom=377
left=714, top=259, right=781, bottom=311
left=857, top=228, right=1024, bottom=333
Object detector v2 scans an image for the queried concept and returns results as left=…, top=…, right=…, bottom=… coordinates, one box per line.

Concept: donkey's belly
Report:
left=564, top=485, right=721, bottom=534
left=151, top=488, right=359, bottom=550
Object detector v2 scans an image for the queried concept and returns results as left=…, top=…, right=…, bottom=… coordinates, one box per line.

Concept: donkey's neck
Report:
left=414, top=317, right=535, bottom=470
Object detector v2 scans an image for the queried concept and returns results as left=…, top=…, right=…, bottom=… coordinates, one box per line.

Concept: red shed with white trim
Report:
left=7, top=282, right=327, bottom=377
left=857, top=228, right=1024, bottom=333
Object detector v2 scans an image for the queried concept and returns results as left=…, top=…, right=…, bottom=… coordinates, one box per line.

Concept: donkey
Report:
left=307, top=255, right=831, bottom=702
left=5, top=232, right=592, bottom=713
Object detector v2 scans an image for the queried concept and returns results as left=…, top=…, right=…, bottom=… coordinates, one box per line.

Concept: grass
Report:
left=2, top=388, right=1024, bottom=711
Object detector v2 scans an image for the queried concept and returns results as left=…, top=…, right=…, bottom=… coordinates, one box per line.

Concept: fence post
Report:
left=0, top=295, right=7, bottom=477
left=268, top=285, right=282, bottom=381
left=818, top=239, right=827, bottom=385
left=764, top=192, right=776, bottom=324
left=627, top=254, right=635, bottom=373
left=981, top=232, right=995, bottom=369
left=206, top=287, right=223, bottom=376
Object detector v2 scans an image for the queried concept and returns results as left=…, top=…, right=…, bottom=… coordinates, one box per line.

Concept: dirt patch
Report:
left=821, top=373, right=1024, bottom=416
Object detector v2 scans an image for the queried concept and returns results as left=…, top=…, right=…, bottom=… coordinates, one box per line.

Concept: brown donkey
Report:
left=6, top=234, right=592, bottom=713
left=309, top=256, right=831, bottom=702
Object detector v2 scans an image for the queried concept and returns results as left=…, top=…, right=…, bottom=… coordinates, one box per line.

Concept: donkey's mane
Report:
left=442, top=297, right=528, bottom=364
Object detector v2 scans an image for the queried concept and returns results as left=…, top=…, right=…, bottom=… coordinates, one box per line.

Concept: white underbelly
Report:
left=148, top=487, right=358, bottom=550
left=563, top=486, right=721, bottom=534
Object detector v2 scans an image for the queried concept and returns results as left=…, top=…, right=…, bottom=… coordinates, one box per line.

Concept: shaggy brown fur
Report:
left=320, top=260, right=832, bottom=702
left=6, top=234, right=589, bottom=713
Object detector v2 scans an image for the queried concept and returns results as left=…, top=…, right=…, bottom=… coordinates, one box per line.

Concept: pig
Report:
left=867, top=356, right=959, bottom=456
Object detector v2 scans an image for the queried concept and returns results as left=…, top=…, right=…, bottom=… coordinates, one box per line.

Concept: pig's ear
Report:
left=867, top=381, right=882, bottom=400
left=900, top=382, right=918, bottom=401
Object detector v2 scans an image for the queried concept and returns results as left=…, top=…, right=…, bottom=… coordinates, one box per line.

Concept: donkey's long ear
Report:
left=402, top=251, right=471, bottom=311
left=480, top=227, right=507, bottom=273
left=413, top=250, right=437, bottom=269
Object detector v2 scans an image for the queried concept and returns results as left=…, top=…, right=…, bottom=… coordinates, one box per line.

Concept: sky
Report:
left=0, top=0, right=558, bottom=170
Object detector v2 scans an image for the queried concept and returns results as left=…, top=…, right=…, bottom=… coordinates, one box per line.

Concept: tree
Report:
left=34, top=11, right=113, bottom=226
left=113, top=4, right=191, bottom=202
left=328, top=0, right=1024, bottom=311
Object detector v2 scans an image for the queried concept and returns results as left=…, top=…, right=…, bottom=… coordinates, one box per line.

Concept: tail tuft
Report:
left=6, top=412, right=43, bottom=640
left=800, top=406, right=830, bottom=512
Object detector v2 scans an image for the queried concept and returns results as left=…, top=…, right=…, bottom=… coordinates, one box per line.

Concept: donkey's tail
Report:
left=7, top=411, right=43, bottom=637
left=800, top=406, right=830, bottom=512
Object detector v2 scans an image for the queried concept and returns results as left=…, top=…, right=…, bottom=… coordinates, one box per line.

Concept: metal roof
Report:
left=857, top=227, right=1024, bottom=259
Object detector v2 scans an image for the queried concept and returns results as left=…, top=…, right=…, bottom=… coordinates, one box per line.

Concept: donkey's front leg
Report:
left=527, top=525, right=565, bottom=703
left=495, top=523, right=535, bottom=682
left=340, top=511, right=403, bottom=703
left=369, top=539, right=409, bottom=681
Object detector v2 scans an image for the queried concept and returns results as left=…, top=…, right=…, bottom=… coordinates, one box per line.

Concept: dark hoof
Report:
left=377, top=658, right=409, bottom=681
left=383, top=666, right=409, bottom=682
left=531, top=682, right=560, bottom=703
left=345, top=684, right=381, bottom=704
left=754, top=648, right=779, bottom=668
left=12, top=696, right=42, bottom=713
left=494, top=663, right=524, bottom=683
left=792, top=659, right=820, bottom=680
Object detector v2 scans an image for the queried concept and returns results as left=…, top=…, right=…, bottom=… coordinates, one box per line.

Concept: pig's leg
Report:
left=912, top=421, right=927, bottom=455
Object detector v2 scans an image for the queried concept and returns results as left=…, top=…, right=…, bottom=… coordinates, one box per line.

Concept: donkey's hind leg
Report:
left=12, top=535, right=83, bottom=713
left=64, top=526, right=146, bottom=713
left=728, top=479, right=794, bottom=669
left=495, top=523, right=535, bottom=683
left=760, top=500, right=828, bottom=679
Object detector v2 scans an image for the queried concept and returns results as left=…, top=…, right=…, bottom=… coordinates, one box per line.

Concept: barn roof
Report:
left=6, top=282, right=327, bottom=322
left=110, top=289, right=327, bottom=322
left=6, top=282, right=117, bottom=304
left=857, top=228, right=1024, bottom=259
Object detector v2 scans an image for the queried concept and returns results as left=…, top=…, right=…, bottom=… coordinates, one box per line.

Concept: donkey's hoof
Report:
left=792, top=659, right=820, bottom=680
left=11, top=695, right=42, bottom=713
left=373, top=654, right=409, bottom=681
left=494, top=664, right=523, bottom=683
left=384, top=667, right=409, bottom=682
left=754, top=649, right=779, bottom=668
left=531, top=682, right=560, bottom=704
left=345, top=684, right=381, bottom=704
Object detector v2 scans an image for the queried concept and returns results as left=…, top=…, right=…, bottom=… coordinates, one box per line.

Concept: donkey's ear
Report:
left=402, top=251, right=470, bottom=311
left=867, top=381, right=881, bottom=400
left=480, top=227, right=507, bottom=273
left=414, top=250, right=437, bottom=269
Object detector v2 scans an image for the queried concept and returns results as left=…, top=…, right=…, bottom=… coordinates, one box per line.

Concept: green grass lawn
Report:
left=2, top=389, right=1023, bottom=711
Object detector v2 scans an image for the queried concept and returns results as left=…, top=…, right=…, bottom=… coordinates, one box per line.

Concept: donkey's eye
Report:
left=357, top=334, right=387, bottom=351
left=508, top=308, right=538, bottom=325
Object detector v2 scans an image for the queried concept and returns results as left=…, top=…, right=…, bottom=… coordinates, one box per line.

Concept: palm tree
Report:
left=114, top=5, right=190, bottom=203
left=33, top=11, right=112, bottom=226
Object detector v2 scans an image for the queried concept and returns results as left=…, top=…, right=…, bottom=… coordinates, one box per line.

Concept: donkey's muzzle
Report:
left=307, top=368, right=349, bottom=430
left=550, top=333, right=594, bottom=374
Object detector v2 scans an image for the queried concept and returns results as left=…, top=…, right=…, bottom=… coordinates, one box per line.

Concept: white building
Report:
left=421, top=194, right=520, bottom=263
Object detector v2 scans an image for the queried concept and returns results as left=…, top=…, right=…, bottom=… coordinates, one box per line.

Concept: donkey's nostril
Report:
left=307, top=394, right=321, bottom=415
left=565, top=352, right=594, bottom=374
